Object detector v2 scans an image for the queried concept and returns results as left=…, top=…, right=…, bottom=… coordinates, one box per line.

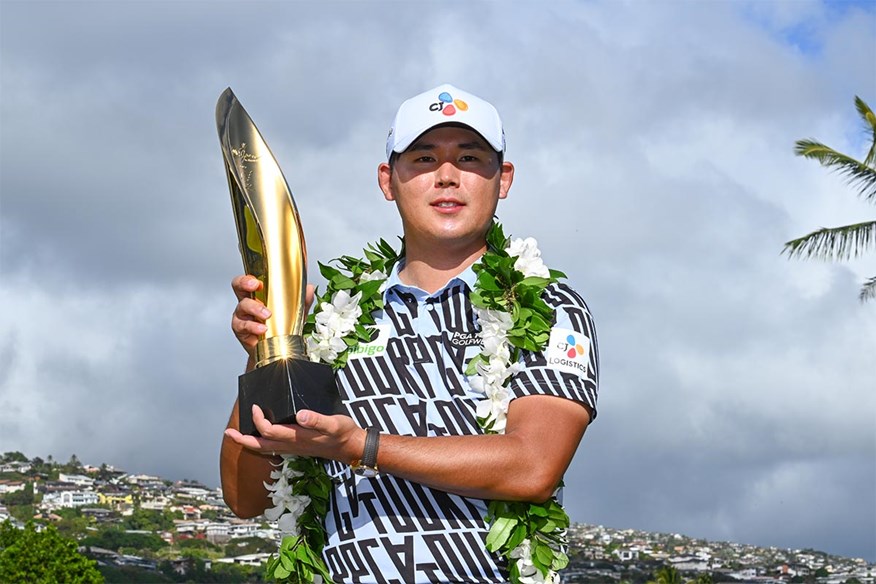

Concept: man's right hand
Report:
left=231, top=275, right=270, bottom=358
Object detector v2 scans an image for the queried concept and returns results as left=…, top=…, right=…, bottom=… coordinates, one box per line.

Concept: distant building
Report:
left=214, top=552, right=272, bottom=567
left=97, top=491, right=133, bottom=511
left=58, top=473, right=95, bottom=488
left=44, top=490, right=99, bottom=508
left=0, top=462, right=31, bottom=474
left=614, top=549, right=640, bottom=562
left=81, top=508, right=114, bottom=522
left=174, top=486, right=211, bottom=501
left=141, top=496, right=171, bottom=511
left=0, top=480, right=26, bottom=495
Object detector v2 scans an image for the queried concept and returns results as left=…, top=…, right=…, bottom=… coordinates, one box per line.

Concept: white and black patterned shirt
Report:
left=321, top=262, right=599, bottom=583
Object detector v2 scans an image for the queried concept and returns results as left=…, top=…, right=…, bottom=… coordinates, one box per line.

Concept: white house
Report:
left=59, top=490, right=99, bottom=508
left=58, top=473, right=95, bottom=488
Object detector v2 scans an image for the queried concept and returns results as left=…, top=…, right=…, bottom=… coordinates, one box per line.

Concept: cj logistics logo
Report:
left=547, top=328, right=590, bottom=376
left=560, top=334, right=586, bottom=359
left=429, top=91, right=469, bottom=116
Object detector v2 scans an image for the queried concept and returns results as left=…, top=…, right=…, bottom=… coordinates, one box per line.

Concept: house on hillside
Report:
left=58, top=473, right=95, bottom=488
left=97, top=491, right=134, bottom=512
left=0, top=480, right=26, bottom=495
left=0, top=462, right=31, bottom=474
left=213, top=552, right=273, bottom=567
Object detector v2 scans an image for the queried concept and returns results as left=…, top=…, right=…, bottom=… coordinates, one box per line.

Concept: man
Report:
left=221, top=84, right=598, bottom=583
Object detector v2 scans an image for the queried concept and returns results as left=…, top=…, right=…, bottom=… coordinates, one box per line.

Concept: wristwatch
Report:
left=350, top=427, right=380, bottom=478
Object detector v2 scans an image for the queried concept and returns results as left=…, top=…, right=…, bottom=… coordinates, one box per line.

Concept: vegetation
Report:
left=54, top=508, right=92, bottom=540
left=0, top=520, right=102, bottom=584
left=157, top=558, right=264, bottom=583
left=225, top=535, right=278, bottom=557
left=646, top=566, right=713, bottom=584
left=784, top=95, right=876, bottom=301
left=80, top=527, right=167, bottom=553
left=1, top=452, right=28, bottom=464
left=2, top=482, right=34, bottom=507
left=121, top=508, right=175, bottom=532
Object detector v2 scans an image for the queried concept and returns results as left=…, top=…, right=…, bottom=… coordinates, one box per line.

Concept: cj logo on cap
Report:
left=429, top=91, right=469, bottom=116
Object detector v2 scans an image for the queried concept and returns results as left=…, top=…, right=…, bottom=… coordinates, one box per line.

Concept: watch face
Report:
left=354, top=466, right=378, bottom=478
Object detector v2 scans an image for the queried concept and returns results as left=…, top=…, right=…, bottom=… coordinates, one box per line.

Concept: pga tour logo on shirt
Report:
left=347, top=324, right=391, bottom=360
left=546, top=327, right=590, bottom=376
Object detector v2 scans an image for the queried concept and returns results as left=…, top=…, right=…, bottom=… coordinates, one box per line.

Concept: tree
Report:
left=225, top=535, right=277, bottom=557
left=784, top=95, right=876, bottom=302
left=1, top=452, right=28, bottom=463
left=0, top=521, right=102, bottom=583
left=2, top=482, right=34, bottom=507
left=121, top=508, right=172, bottom=532
left=648, top=566, right=684, bottom=584
left=65, top=454, right=83, bottom=473
left=80, top=527, right=167, bottom=553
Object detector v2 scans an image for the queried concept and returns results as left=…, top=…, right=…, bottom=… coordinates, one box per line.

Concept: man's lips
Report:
left=431, top=198, right=465, bottom=211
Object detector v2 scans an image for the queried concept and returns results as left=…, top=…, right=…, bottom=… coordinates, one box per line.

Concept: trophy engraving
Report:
left=216, top=88, right=341, bottom=435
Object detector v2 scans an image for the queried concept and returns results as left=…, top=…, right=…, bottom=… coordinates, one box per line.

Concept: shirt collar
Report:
left=384, top=257, right=479, bottom=301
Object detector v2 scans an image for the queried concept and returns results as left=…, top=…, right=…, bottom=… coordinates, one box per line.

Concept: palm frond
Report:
left=860, top=276, right=876, bottom=303
left=794, top=139, right=876, bottom=203
left=783, top=221, right=876, bottom=261
left=854, top=96, right=876, bottom=168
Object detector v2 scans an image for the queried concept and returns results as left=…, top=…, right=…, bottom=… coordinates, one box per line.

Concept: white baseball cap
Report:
left=385, top=83, right=505, bottom=160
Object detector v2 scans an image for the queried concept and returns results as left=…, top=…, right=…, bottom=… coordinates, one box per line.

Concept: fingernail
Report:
left=260, top=308, right=271, bottom=318
left=256, top=323, right=267, bottom=333
left=297, top=411, right=310, bottom=424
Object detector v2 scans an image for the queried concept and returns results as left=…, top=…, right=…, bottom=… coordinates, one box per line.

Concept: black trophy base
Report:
left=238, top=358, right=342, bottom=436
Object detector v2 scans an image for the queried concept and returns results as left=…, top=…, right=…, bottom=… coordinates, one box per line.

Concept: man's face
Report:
left=378, top=125, right=514, bottom=255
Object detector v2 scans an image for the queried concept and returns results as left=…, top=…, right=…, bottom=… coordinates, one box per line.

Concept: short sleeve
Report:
left=507, top=282, right=599, bottom=421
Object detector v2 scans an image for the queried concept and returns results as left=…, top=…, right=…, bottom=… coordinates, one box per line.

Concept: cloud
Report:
left=1, top=0, right=873, bottom=562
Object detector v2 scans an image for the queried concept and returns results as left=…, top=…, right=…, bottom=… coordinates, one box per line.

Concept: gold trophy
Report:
left=216, top=88, right=341, bottom=436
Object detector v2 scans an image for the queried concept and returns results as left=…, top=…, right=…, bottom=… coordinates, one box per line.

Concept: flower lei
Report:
left=264, top=222, right=570, bottom=584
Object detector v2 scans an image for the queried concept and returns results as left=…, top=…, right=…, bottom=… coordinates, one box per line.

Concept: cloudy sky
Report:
left=2, top=0, right=874, bottom=562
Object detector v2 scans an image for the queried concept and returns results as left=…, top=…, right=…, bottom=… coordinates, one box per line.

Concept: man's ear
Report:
left=498, top=161, right=514, bottom=200
left=378, top=162, right=394, bottom=201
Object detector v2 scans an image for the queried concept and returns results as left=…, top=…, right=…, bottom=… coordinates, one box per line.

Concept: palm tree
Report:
left=783, top=95, right=876, bottom=302
left=648, top=566, right=684, bottom=584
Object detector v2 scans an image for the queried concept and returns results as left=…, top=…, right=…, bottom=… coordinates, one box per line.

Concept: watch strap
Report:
left=361, top=427, right=380, bottom=468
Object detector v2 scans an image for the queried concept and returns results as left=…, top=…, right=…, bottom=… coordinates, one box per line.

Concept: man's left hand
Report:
left=223, top=405, right=365, bottom=463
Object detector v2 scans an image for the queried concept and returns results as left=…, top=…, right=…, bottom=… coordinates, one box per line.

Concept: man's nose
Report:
left=435, top=162, right=459, bottom=188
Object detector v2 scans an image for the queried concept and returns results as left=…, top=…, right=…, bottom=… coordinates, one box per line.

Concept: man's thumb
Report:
left=296, top=409, right=317, bottom=428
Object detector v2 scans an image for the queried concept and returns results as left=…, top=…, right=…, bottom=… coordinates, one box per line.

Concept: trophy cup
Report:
left=216, top=88, right=342, bottom=436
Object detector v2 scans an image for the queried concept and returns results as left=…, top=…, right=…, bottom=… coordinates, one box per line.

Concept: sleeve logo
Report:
left=545, top=327, right=590, bottom=377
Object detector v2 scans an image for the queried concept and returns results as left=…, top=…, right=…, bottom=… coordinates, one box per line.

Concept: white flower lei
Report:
left=264, top=223, right=570, bottom=584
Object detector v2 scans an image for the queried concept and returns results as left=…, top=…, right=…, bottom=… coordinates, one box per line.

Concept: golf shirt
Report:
left=320, top=261, right=599, bottom=583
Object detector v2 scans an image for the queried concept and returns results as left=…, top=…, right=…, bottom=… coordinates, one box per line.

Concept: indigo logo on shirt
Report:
left=348, top=324, right=391, bottom=360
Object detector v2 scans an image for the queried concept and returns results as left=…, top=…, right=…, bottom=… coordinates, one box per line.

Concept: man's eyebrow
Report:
left=407, top=141, right=489, bottom=151
left=407, top=143, right=436, bottom=152
left=458, top=141, right=488, bottom=151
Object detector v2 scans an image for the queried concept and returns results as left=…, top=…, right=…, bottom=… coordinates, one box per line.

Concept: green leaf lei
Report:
left=265, top=221, right=571, bottom=584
